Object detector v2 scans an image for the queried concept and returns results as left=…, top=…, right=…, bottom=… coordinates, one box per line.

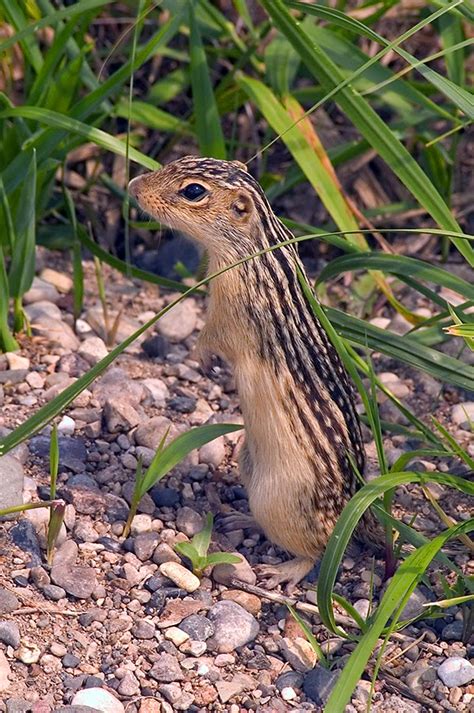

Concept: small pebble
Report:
left=159, top=562, right=201, bottom=593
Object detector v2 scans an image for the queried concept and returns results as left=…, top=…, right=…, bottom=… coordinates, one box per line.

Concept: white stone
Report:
left=281, top=686, right=297, bottom=701
left=159, top=562, right=201, bottom=593
left=130, top=514, right=153, bottom=536
left=75, top=318, right=93, bottom=335
left=437, top=657, right=474, bottom=688
left=78, top=336, right=109, bottom=365
left=142, top=378, right=170, bottom=406
left=5, top=352, right=30, bottom=370
left=26, top=371, right=45, bottom=389
left=72, top=687, right=125, bottom=713
left=156, top=299, right=197, bottom=342
left=451, top=402, right=474, bottom=430
left=58, top=415, right=75, bottom=436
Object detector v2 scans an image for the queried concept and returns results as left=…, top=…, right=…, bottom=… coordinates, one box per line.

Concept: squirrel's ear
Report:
left=231, top=192, right=252, bottom=220
left=231, top=160, right=248, bottom=173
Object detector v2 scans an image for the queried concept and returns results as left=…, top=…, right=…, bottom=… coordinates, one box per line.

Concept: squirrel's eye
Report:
left=180, top=183, right=207, bottom=201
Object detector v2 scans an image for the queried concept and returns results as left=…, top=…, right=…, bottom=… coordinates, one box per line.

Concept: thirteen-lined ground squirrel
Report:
left=129, top=156, right=378, bottom=589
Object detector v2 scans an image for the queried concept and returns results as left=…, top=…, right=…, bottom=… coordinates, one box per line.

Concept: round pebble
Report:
left=437, top=657, right=474, bottom=687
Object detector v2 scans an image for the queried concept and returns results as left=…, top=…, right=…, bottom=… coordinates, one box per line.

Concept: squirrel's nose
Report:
left=128, top=175, right=143, bottom=199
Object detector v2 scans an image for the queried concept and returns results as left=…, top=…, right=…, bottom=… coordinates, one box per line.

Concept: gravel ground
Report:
left=0, top=251, right=473, bottom=713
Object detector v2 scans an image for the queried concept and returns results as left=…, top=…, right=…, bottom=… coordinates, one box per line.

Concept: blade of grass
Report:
left=188, top=0, right=226, bottom=158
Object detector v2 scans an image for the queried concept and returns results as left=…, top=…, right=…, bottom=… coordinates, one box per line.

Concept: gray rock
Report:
left=51, top=564, right=97, bottom=599
left=156, top=299, right=197, bottom=342
left=23, top=277, right=60, bottom=304
left=303, top=665, right=339, bottom=706
left=43, top=584, right=67, bottom=601
left=0, top=620, right=20, bottom=648
left=63, top=653, right=81, bottom=668
left=179, top=614, right=214, bottom=641
left=93, top=368, right=145, bottom=406
left=131, top=620, right=155, bottom=639
left=150, top=652, right=184, bottom=682
left=0, top=455, right=24, bottom=513
left=24, top=300, right=62, bottom=322
left=441, top=620, right=464, bottom=641
left=276, top=671, right=304, bottom=691
left=215, top=672, right=255, bottom=703
left=400, top=587, right=429, bottom=620
left=5, top=699, right=33, bottom=713
left=133, top=532, right=160, bottom=561
left=175, top=506, right=203, bottom=537
left=9, top=519, right=42, bottom=566
left=0, top=589, right=19, bottom=614
left=207, top=600, right=259, bottom=653
left=437, top=656, right=474, bottom=687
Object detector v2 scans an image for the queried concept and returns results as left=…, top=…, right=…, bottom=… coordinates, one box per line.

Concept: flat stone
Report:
left=0, top=589, right=19, bottom=614
left=0, top=621, right=20, bottom=648
left=9, top=520, right=42, bottom=566
left=159, top=562, right=201, bottom=593
left=156, top=598, right=204, bottom=628
left=40, top=268, right=73, bottom=293
left=280, top=636, right=318, bottom=672
left=135, top=416, right=174, bottom=450
left=220, top=590, right=261, bottom=616
left=23, top=277, right=60, bottom=304
left=103, top=398, right=141, bottom=433
left=175, top=507, right=203, bottom=537
left=150, top=653, right=183, bottom=682
left=212, top=554, right=256, bottom=586
left=43, top=584, right=66, bottom=601
left=303, top=665, right=339, bottom=706
left=207, top=600, right=259, bottom=653
left=156, top=299, right=197, bottom=342
left=131, top=620, right=156, bottom=640
left=72, top=689, right=125, bottom=713
left=5, top=353, right=30, bottom=370
left=437, top=657, right=474, bottom=687
left=215, top=672, right=255, bottom=703
left=51, top=564, right=97, bottom=599
left=0, top=455, right=24, bottom=513
left=32, top=316, right=80, bottom=351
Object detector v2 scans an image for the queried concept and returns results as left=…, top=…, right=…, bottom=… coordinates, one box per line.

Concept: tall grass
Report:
left=0, top=2, right=473, bottom=710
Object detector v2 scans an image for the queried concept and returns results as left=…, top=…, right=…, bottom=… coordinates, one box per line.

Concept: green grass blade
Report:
left=140, top=423, right=242, bottom=492
left=188, top=1, right=226, bottom=158
left=316, top=252, right=474, bottom=302
left=238, top=77, right=362, bottom=245
left=327, top=307, right=474, bottom=392
left=0, top=245, right=18, bottom=352
left=324, top=518, right=474, bottom=712
left=115, top=98, right=190, bottom=134
left=0, top=107, right=160, bottom=170
left=318, top=471, right=474, bottom=637
left=8, top=149, right=36, bottom=299
left=259, top=0, right=474, bottom=267
left=193, top=512, right=214, bottom=558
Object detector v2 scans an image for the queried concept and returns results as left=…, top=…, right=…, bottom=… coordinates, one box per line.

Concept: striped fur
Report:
left=129, top=156, right=378, bottom=580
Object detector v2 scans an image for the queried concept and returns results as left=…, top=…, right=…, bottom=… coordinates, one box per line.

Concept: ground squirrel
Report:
left=129, top=156, right=377, bottom=589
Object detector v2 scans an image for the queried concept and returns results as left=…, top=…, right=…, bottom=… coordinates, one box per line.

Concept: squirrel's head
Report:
left=129, top=156, right=268, bottom=261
